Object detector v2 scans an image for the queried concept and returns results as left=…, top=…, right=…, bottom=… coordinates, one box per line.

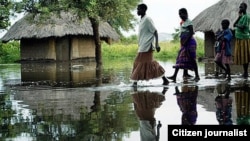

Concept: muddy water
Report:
left=0, top=60, right=249, bottom=141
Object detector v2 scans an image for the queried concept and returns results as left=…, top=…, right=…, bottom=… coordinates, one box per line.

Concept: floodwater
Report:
left=0, top=59, right=250, bottom=141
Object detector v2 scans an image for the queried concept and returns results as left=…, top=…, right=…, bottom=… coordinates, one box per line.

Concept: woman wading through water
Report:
left=130, top=3, right=169, bottom=87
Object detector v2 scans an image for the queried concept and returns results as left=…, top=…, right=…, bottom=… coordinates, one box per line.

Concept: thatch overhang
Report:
left=193, top=0, right=250, bottom=33
left=1, top=12, right=120, bottom=42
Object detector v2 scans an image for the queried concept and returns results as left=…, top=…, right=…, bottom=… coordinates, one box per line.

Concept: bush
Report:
left=0, top=41, right=20, bottom=64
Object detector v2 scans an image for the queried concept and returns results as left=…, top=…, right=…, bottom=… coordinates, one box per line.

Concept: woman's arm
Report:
left=154, top=30, right=161, bottom=52
left=181, top=25, right=194, bottom=46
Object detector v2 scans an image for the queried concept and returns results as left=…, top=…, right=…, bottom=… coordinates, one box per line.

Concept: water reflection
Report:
left=234, top=84, right=250, bottom=125
left=1, top=86, right=138, bottom=140
left=20, top=62, right=108, bottom=87
left=214, top=83, right=233, bottom=125
left=132, top=87, right=167, bottom=141
left=174, top=85, right=198, bottom=125
left=2, top=61, right=250, bottom=140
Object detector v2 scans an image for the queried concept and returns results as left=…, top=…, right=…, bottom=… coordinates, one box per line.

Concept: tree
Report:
left=0, top=0, right=22, bottom=31
left=60, top=0, right=140, bottom=66
left=1, top=0, right=21, bottom=63
left=0, top=0, right=11, bottom=30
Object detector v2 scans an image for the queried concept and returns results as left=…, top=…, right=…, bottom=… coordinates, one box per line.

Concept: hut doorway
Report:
left=55, top=37, right=70, bottom=61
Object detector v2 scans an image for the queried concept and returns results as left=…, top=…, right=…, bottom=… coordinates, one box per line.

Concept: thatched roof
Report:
left=193, top=0, right=250, bottom=33
left=1, top=12, right=120, bottom=42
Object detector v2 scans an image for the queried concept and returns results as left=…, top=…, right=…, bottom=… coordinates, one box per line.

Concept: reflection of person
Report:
left=234, top=84, right=250, bottom=125
left=214, top=19, right=233, bottom=81
left=214, top=83, right=233, bottom=125
left=233, top=2, right=250, bottom=78
left=174, top=85, right=198, bottom=125
left=130, top=3, right=169, bottom=87
left=168, top=8, right=200, bottom=83
left=132, top=88, right=166, bottom=141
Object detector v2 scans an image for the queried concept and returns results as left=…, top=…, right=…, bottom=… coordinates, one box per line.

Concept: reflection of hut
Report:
left=20, top=62, right=98, bottom=87
left=1, top=12, right=119, bottom=61
left=13, top=87, right=112, bottom=121
left=192, top=0, right=250, bottom=75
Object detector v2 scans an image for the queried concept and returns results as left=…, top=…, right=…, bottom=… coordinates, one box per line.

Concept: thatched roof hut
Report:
left=1, top=12, right=119, bottom=42
left=193, top=0, right=250, bottom=33
left=1, top=12, right=119, bottom=61
left=192, top=0, right=250, bottom=75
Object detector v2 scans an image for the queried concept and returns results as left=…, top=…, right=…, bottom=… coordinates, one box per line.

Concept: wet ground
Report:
left=0, top=60, right=250, bottom=141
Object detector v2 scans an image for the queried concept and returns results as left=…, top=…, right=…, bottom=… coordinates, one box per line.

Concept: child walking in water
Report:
left=214, top=19, right=233, bottom=81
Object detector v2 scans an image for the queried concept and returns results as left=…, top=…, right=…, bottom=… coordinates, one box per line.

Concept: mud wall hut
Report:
left=192, top=0, right=250, bottom=75
left=1, top=12, right=119, bottom=61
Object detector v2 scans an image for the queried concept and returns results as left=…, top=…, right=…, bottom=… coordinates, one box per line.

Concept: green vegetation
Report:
left=0, top=36, right=204, bottom=64
left=0, top=0, right=14, bottom=30
left=102, top=36, right=205, bottom=62
left=0, top=41, right=20, bottom=64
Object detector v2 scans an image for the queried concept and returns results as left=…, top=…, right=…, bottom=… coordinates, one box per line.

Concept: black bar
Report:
left=168, top=125, right=250, bottom=140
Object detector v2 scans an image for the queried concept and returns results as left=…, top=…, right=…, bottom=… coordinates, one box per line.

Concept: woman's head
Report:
left=179, top=8, right=188, bottom=20
left=137, top=3, right=147, bottom=16
left=239, top=2, right=247, bottom=14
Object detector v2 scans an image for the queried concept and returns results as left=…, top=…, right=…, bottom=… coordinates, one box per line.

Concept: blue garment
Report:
left=215, top=28, right=233, bottom=56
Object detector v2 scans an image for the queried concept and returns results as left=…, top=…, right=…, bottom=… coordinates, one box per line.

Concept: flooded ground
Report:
left=0, top=60, right=250, bottom=141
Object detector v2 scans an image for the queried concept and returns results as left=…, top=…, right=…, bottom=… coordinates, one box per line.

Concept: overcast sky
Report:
left=124, top=0, right=220, bottom=36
